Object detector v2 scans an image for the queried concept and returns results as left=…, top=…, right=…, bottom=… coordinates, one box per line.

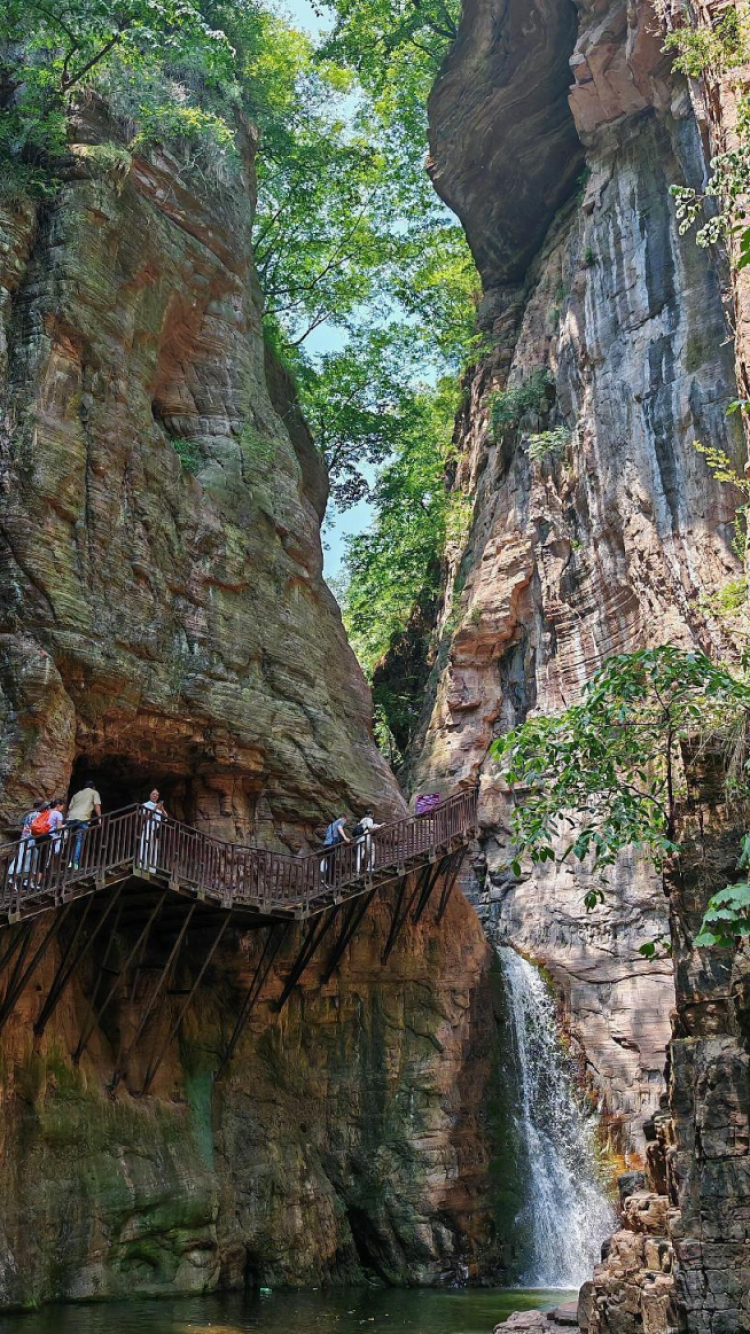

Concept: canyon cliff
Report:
left=399, top=0, right=745, bottom=1160
left=0, top=100, right=400, bottom=846
left=0, top=105, right=511, bottom=1305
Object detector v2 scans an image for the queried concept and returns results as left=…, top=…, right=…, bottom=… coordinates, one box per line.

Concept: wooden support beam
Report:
left=321, top=889, right=375, bottom=985
left=380, top=876, right=408, bottom=966
left=215, top=920, right=290, bottom=1080
left=381, top=870, right=427, bottom=965
left=142, top=911, right=236, bottom=1094
left=34, top=887, right=123, bottom=1037
left=74, top=892, right=167, bottom=1065
left=110, top=903, right=197, bottom=1091
left=3, top=925, right=33, bottom=1006
left=0, top=923, right=33, bottom=986
left=0, top=910, right=70, bottom=1035
left=411, top=859, right=447, bottom=926
left=436, top=850, right=464, bottom=924
left=276, top=910, right=337, bottom=1011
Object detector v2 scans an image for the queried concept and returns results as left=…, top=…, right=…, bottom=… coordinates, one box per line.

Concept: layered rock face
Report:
left=0, top=112, right=508, bottom=1303
left=0, top=887, right=509, bottom=1306
left=572, top=809, right=750, bottom=1334
left=412, top=0, right=745, bottom=1155
left=665, top=810, right=750, bottom=1334
left=0, top=102, right=399, bottom=847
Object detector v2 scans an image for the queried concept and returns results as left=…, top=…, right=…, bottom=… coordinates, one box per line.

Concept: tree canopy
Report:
left=491, top=646, right=750, bottom=947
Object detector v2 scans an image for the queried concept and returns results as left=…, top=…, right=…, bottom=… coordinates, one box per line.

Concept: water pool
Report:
left=0, top=1287, right=575, bottom=1334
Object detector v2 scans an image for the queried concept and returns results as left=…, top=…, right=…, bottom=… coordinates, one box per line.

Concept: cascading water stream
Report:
left=498, top=946, right=616, bottom=1289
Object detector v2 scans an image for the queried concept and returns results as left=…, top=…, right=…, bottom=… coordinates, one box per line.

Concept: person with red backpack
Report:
left=8, top=800, right=44, bottom=884
left=31, top=800, right=65, bottom=880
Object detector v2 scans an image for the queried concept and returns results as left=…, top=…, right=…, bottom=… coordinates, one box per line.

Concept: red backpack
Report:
left=30, top=809, right=53, bottom=837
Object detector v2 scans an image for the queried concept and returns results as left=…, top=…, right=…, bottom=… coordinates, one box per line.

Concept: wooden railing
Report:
left=0, top=790, right=478, bottom=921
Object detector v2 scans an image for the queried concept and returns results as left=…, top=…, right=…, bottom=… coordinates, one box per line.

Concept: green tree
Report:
left=666, top=8, right=750, bottom=275
left=491, top=646, right=750, bottom=946
left=0, top=0, right=234, bottom=168
left=340, top=376, right=461, bottom=673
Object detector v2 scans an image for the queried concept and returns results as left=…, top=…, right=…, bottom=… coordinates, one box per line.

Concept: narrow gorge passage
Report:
left=1, top=0, right=750, bottom=1329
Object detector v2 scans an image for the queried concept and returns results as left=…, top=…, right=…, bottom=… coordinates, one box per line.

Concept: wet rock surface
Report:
left=0, top=857, right=510, bottom=1306
left=665, top=813, right=750, bottom=1334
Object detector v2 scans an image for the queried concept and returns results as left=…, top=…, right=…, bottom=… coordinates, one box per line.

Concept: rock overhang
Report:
left=427, top=0, right=585, bottom=287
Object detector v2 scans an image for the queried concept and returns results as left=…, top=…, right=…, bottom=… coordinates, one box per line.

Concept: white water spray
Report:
left=498, top=946, right=616, bottom=1289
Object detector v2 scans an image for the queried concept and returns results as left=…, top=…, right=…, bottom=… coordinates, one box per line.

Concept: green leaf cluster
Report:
left=663, top=8, right=743, bottom=80
left=339, top=376, right=462, bottom=676
left=489, top=369, right=554, bottom=439
left=696, top=833, right=750, bottom=947
left=491, top=647, right=750, bottom=906
left=666, top=10, right=750, bottom=281
left=169, top=437, right=202, bottom=475
left=1, top=0, right=236, bottom=172
left=527, top=426, right=570, bottom=465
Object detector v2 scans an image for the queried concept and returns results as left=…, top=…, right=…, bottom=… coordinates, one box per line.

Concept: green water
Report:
left=0, top=1288, right=573, bottom=1334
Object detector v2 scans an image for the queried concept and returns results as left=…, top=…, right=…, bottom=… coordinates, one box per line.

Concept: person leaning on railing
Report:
left=65, top=779, right=102, bottom=870
left=353, top=810, right=383, bottom=875
left=321, top=815, right=350, bottom=884
left=138, top=790, right=168, bottom=873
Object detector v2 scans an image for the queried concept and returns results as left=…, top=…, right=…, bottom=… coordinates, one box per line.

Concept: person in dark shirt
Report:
left=321, top=815, right=350, bottom=884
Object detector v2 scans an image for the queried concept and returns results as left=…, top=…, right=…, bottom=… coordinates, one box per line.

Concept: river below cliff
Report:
left=0, top=1289, right=573, bottom=1333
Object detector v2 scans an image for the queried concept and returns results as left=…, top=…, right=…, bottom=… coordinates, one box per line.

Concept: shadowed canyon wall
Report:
left=0, top=888, right=512, bottom=1306
left=0, top=105, right=515, bottom=1304
left=402, top=0, right=746, bottom=1157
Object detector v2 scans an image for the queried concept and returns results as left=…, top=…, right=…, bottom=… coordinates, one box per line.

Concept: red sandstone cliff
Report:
left=0, top=103, right=508, bottom=1304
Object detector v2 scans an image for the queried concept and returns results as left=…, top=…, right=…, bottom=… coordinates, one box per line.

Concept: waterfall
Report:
left=498, top=946, right=617, bottom=1289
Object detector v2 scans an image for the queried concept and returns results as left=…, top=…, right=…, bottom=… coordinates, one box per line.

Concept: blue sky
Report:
left=277, top=0, right=332, bottom=36
left=267, top=0, right=374, bottom=584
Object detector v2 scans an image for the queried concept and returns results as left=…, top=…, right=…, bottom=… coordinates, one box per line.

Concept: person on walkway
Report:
left=9, top=800, right=44, bottom=884
left=138, top=789, right=168, bottom=873
left=49, top=799, right=66, bottom=854
left=354, top=810, right=383, bottom=875
left=66, top=778, right=102, bottom=869
left=321, top=814, right=350, bottom=883
left=34, top=799, right=65, bottom=879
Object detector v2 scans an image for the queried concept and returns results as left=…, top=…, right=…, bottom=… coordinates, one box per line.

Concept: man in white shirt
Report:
left=356, top=810, right=383, bottom=874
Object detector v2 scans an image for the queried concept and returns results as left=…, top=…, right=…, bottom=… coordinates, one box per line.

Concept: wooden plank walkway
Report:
left=0, top=790, right=478, bottom=1087
left=0, top=789, right=478, bottom=925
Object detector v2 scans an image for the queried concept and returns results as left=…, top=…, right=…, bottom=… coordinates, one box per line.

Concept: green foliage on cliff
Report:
left=171, top=438, right=202, bottom=476
left=489, top=370, right=554, bottom=437
left=527, top=427, right=570, bottom=464
left=667, top=9, right=750, bottom=284
left=341, top=377, right=461, bottom=673
left=0, top=0, right=236, bottom=169
left=2, top=0, right=479, bottom=741
left=695, top=835, right=750, bottom=948
left=491, top=646, right=750, bottom=948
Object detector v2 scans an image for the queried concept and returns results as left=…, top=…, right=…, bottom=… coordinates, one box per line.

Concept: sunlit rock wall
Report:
left=414, top=0, right=744, bottom=1155
left=0, top=100, right=400, bottom=848
left=0, top=887, right=512, bottom=1306
left=0, top=103, right=510, bottom=1304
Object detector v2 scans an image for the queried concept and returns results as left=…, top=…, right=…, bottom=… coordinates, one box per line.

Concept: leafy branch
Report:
left=491, top=647, right=750, bottom=939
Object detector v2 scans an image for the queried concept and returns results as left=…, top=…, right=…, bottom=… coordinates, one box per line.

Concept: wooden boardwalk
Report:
left=0, top=791, right=478, bottom=1089
left=0, top=789, right=477, bottom=924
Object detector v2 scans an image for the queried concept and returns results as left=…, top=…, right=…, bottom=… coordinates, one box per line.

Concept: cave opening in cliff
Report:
left=67, top=755, right=190, bottom=821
